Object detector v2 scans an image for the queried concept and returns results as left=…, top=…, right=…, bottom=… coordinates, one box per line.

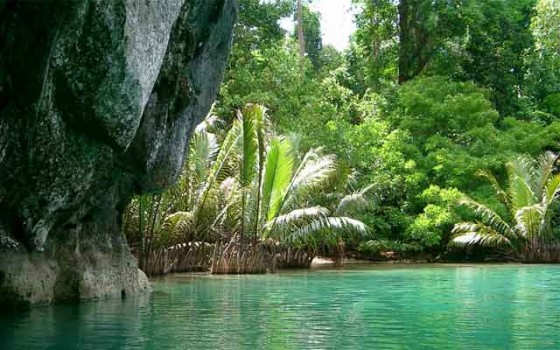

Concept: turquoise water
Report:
left=2, top=265, right=560, bottom=349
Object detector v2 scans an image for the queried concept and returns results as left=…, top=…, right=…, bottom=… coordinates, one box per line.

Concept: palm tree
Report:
left=265, top=165, right=373, bottom=268
left=211, top=104, right=369, bottom=273
left=126, top=104, right=370, bottom=275
left=124, top=115, right=225, bottom=275
left=451, top=151, right=560, bottom=262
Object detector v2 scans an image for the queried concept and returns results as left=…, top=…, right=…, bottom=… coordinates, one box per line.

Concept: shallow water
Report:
left=2, top=264, right=560, bottom=349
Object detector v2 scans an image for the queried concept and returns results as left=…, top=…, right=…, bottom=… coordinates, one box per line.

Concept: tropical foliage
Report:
left=452, top=152, right=560, bottom=262
left=126, top=0, right=560, bottom=269
left=124, top=105, right=369, bottom=275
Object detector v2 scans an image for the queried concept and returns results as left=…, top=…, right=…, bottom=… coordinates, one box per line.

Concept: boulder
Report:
left=0, top=0, right=236, bottom=306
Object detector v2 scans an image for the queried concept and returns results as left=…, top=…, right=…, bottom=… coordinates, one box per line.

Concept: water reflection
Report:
left=2, top=265, right=560, bottom=349
left=1, top=294, right=152, bottom=349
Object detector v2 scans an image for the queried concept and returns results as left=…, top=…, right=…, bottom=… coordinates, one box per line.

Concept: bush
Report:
left=357, top=239, right=423, bottom=258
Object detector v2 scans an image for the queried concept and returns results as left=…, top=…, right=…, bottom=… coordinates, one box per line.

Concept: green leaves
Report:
left=451, top=223, right=515, bottom=250
left=288, top=216, right=368, bottom=247
left=452, top=152, right=560, bottom=260
left=261, top=137, right=294, bottom=222
left=239, top=106, right=259, bottom=188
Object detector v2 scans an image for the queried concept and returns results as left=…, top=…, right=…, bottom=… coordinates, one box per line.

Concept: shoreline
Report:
left=152, top=260, right=545, bottom=282
left=310, top=256, right=525, bottom=267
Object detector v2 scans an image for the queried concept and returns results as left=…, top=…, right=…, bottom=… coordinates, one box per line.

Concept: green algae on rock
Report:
left=0, top=0, right=237, bottom=306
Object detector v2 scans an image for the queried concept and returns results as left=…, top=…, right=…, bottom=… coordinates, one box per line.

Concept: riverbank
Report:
left=310, top=256, right=436, bottom=267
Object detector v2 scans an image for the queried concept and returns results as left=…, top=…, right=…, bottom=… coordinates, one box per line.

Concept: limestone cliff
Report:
left=0, top=0, right=236, bottom=306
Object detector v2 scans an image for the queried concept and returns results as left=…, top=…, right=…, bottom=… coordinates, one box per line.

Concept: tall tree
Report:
left=397, top=0, right=466, bottom=83
left=525, top=0, right=560, bottom=117
left=354, top=0, right=538, bottom=115
left=235, top=0, right=294, bottom=49
left=218, top=0, right=295, bottom=120
left=458, top=0, right=536, bottom=116
left=353, top=0, right=398, bottom=88
left=297, top=0, right=305, bottom=58
left=354, top=0, right=465, bottom=85
left=293, top=2, right=324, bottom=69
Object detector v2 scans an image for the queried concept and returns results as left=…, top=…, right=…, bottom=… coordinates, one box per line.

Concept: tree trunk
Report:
left=397, top=0, right=411, bottom=84
left=398, top=0, right=435, bottom=84
left=297, top=0, right=305, bottom=58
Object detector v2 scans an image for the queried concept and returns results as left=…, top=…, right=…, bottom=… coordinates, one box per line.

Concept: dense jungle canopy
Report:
left=126, top=0, right=560, bottom=274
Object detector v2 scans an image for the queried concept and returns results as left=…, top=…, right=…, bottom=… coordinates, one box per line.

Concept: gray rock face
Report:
left=0, top=0, right=236, bottom=306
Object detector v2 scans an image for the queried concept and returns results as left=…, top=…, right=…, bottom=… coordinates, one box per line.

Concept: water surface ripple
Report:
left=2, top=265, right=560, bottom=349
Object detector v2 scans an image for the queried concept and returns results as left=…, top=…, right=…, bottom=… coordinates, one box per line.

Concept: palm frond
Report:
left=291, top=152, right=336, bottom=193
left=195, top=108, right=223, bottom=133
left=476, top=169, right=510, bottom=207
left=458, top=197, right=514, bottom=238
left=535, top=151, right=558, bottom=197
left=249, top=104, right=268, bottom=236
left=514, top=203, right=545, bottom=239
left=507, top=157, right=538, bottom=210
left=161, top=211, right=195, bottom=239
left=545, top=173, right=560, bottom=205
left=260, top=137, right=294, bottom=222
left=452, top=152, right=560, bottom=258
left=267, top=206, right=329, bottom=228
left=289, top=216, right=368, bottom=242
left=189, top=130, right=220, bottom=189
left=451, top=222, right=515, bottom=249
left=192, top=120, right=241, bottom=224
left=280, top=149, right=336, bottom=212
left=336, top=184, right=374, bottom=215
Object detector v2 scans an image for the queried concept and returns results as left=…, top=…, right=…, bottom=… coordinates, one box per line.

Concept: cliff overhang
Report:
left=0, top=0, right=236, bottom=306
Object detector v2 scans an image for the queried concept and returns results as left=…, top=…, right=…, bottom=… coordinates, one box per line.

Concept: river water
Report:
left=2, top=264, right=560, bottom=349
